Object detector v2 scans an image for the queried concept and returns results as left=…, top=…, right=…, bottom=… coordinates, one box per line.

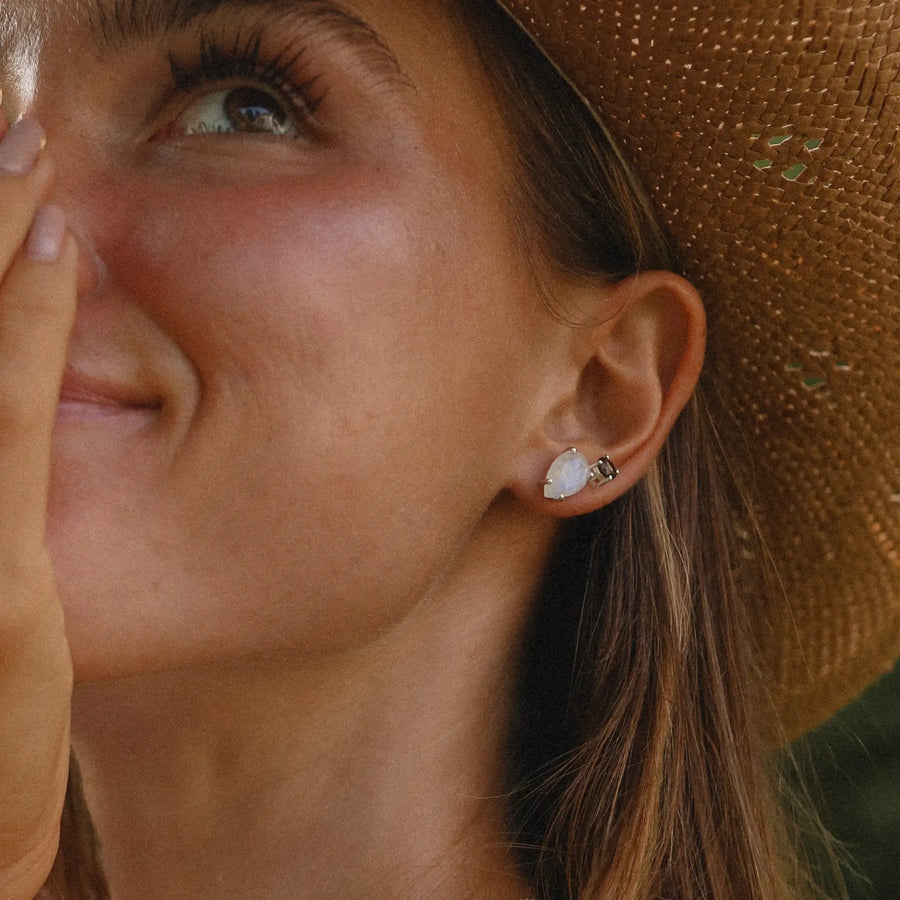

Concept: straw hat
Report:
left=493, top=0, right=899, bottom=738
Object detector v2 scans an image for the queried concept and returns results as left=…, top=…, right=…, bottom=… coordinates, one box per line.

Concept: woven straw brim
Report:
left=495, top=0, right=900, bottom=739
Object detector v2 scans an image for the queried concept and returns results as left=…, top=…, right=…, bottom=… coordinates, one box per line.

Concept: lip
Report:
left=57, top=368, right=163, bottom=422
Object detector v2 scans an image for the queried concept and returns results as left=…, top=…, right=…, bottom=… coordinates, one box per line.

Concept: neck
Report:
left=71, top=498, right=553, bottom=900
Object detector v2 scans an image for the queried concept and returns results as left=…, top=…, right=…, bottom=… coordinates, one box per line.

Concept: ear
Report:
left=506, top=271, right=705, bottom=518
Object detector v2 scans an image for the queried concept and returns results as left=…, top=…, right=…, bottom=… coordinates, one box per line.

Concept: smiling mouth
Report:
left=57, top=370, right=163, bottom=423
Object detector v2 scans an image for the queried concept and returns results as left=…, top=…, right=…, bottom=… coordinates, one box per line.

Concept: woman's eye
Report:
left=174, top=86, right=299, bottom=137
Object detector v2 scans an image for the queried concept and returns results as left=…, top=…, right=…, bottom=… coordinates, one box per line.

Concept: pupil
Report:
left=224, top=87, right=288, bottom=134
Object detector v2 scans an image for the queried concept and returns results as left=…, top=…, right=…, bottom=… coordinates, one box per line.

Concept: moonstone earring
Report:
left=543, top=447, right=619, bottom=501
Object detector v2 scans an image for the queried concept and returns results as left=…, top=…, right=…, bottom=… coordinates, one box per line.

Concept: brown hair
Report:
left=38, top=755, right=109, bottom=898
left=458, top=2, right=811, bottom=897
left=43, top=3, right=831, bottom=897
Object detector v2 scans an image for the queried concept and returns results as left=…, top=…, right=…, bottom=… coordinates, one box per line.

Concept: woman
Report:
left=0, top=0, right=896, bottom=897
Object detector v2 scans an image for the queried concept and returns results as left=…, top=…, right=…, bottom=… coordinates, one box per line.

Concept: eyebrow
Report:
left=88, top=0, right=411, bottom=86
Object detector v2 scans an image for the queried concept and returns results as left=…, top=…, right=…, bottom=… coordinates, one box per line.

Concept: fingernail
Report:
left=27, top=205, right=67, bottom=262
left=0, top=119, right=46, bottom=175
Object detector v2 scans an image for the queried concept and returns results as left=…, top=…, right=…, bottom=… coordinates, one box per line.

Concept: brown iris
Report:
left=223, top=87, right=290, bottom=134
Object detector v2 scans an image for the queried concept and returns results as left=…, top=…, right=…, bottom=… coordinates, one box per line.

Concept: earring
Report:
left=543, top=447, right=619, bottom=501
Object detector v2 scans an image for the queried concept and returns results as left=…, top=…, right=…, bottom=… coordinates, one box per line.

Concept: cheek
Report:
left=62, top=156, right=540, bottom=670
left=125, top=155, right=528, bottom=451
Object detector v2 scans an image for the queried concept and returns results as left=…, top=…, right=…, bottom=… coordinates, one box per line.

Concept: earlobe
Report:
left=507, top=271, right=705, bottom=518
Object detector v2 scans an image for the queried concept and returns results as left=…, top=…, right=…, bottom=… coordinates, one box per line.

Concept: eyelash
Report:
left=167, top=29, right=328, bottom=134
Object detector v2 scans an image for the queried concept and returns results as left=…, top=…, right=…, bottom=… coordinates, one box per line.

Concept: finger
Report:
left=0, top=555, right=71, bottom=897
left=0, top=207, right=77, bottom=556
left=0, top=543, right=71, bottom=897
left=0, top=121, right=54, bottom=275
left=0, top=107, right=72, bottom=896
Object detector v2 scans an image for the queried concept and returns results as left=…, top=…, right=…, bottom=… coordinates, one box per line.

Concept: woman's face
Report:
left=1, top=0, right=558, bottom=678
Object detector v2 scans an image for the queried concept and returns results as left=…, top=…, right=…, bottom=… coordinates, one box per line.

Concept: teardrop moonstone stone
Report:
left=543, top=450, right=591, bottom=500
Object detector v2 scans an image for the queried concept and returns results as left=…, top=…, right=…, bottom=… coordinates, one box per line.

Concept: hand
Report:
left=0, top=106, right=78, bottom=898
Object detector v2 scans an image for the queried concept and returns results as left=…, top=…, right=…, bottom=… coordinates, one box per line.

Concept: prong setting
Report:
left=589, top=455, right=619, bottom=486
left=543, top=449, right=619, bottom=501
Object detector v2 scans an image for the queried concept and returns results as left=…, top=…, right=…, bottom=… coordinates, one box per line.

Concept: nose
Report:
left=73, top=228, right=107, bottom=299
left=0, top=109, right=107, bottom=300
left=17, top=75, right=143, bottom=308
left=35, top=125, right=113, bottom=301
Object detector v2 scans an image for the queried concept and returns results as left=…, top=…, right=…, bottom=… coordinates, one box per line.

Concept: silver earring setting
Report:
left=543, top=448, right=619, bottom=501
